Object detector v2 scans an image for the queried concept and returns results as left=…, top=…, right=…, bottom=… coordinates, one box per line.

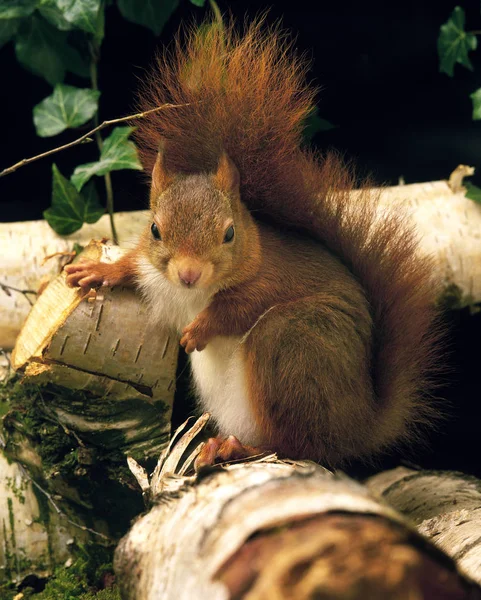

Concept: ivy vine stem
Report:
left=90, top=43, right=118, bottom=244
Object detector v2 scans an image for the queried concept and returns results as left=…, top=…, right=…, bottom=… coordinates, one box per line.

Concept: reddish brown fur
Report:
left=133, top=18, right=442, bottom=462
left=149, top=154, right=262, bottom=295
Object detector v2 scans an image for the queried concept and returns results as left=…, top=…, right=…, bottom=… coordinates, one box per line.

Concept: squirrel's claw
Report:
left=180, top=331, right=207, bottom=354
left=180, top=319, right=210, bottom=353
left=64, top=262, right=108, bottom=288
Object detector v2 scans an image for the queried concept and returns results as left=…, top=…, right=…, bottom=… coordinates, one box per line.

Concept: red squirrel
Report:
left=65, top=19, right=441, bottom=468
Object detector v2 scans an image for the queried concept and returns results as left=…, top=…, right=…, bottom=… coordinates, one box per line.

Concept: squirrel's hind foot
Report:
left=194, top=435, right=264, bottom=472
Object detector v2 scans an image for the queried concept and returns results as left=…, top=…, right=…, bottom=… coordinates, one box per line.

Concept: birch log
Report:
left=1, top=210, right=148, bottom=350
left=114, top=416, right=481, bottom=600
left=0, top=451, right=107, bottom=586
left=366, top=467, right=481, bottom=586
left=11, top=239, right=178, bottom=459
left=2, top=173, right=481, bottom=349
left=0, top=239, right=178, bottom=583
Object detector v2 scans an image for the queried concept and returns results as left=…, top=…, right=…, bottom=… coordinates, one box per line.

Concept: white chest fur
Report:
left=135, top=256, right=262, bottom=446
left=190, top=337, right=262, bottom=445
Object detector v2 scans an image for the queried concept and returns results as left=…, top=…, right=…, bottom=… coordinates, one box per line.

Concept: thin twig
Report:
left=0, top=103, right=192, bottom=178
left=18, top=463, right=110, bottom=540
left=41, top=250, right=76, bottom=265
left=0, top=282, right=37, bottom=306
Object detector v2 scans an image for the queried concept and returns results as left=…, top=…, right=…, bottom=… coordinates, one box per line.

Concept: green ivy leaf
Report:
left=438, top=7, right=477, bottom=77
left=303, top=108, right=336, bottom=143
left=38, top=0, right=102, bottom=35
left=470, top=88, right=481, bottom=120
left=465, top=182, right=481, bottom=204
left=33, top=84, right=100, bottom=137
left=15, top=17, right=66, bottom=84
left=72, top=242, right=84, bottom=255
left=15, top=16, right=89, bottom=84
left=82, top=179, right=105, bottom=223
left=0, top=17, right=19, bottom=48
left=38, top=1, right=72, bottom=30
left=0, top=0, right=37, bottom=19
left=189, top=0, right=206, bottom=6
left=117, top=0, right=179, bottom=36
left=44, top=165, right=104, bottom=235
left=71, top=126, right=142, bottom=190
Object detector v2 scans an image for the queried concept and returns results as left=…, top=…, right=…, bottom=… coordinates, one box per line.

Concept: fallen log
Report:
left=1, top=210, right=148, bottom=350
left=114, top=416, right=481, bottom=600
left=2, top=173, right=481, bottom=349
left=0, top=448, right=110, bottom=588
left=0, top=239, right=178, bottom=584
left=11, top=239, right=177, bottom=458
left=366, top=466, right=481, bottom=586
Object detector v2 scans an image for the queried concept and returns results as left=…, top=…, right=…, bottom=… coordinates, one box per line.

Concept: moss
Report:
left=1, top=376, right=144, bottom=537
left=3, top=518, right=13, bottom=580
left=0, top=580, right=16, bottom=600
left=33, top=543, right=120, bottom=600
left=6, top=476, right=28, bottom=504
left=0, top=543, right=121, bottom=600
left=7, top=497, right=17, bottom=565
left=437, top=282, right=475, bottom=311
left=0, top=377, right=149, bottom=594
left=0, top=396, right=12, bottom=419
left=80, top=588, right=121, bottom=599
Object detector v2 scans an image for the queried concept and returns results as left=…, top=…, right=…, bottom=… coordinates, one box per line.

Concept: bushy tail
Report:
left=135, top=17, right=443, bottom=449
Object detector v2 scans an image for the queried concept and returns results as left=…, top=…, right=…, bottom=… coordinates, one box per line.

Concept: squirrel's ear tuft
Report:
left=151, top=139, right=175, bottom=195
left=213, top=152, right=240, bottom=195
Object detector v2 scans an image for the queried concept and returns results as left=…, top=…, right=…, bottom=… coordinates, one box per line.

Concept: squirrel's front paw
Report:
left=64, top=262, right=113, bottom=289
left=180, top=318, right=212, bottom=353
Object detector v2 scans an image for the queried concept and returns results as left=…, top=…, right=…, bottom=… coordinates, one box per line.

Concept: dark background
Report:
left=1, top=0, right=480, bottom=477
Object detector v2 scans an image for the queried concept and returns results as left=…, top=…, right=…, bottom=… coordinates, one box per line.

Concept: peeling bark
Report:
left=114, top=416, right=481, bottom=600
left=366, top=467, right=481, bottom=586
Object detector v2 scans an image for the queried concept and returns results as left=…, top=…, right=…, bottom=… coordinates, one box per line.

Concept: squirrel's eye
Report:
left=151, top=222, right=161, bottom=240
left=223, top=225, right=235, bottom=243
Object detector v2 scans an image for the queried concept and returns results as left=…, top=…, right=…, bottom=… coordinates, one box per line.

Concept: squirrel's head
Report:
left=146, top=147, right=260, bottom=291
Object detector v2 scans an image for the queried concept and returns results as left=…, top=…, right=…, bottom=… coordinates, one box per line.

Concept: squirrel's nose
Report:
left=178, top=269, right=201, bottom=287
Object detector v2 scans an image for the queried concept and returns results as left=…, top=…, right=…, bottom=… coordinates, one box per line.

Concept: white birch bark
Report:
left=114, top=416, right=481, bottom=600
left=1, top=210, right=148, bottom=350
left=2, top=174, right=481, bottom=349
left=11, top=239, right=178, bottom=457
left=0, top=452, right=108, bottom=585
left=366, top=466, right=481, bottom=586
left=0, top=240, right=178, bottom=584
